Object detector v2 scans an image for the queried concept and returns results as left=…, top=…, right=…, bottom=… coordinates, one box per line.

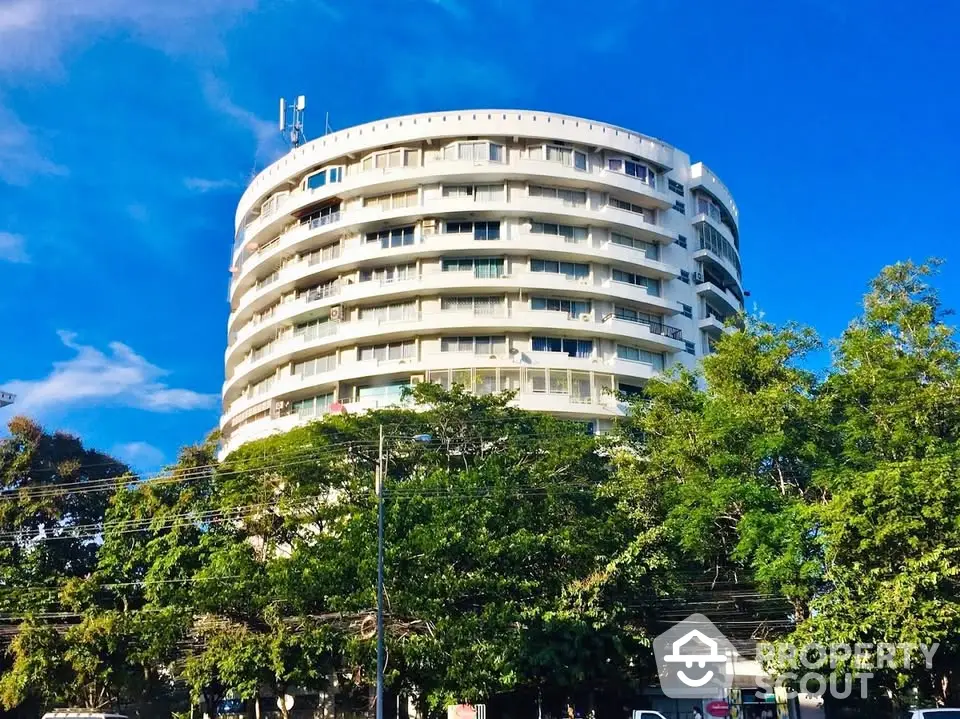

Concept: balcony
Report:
left=228, top=257, right=682, bottom=355
left=223, top=346, right=652, bottom=425
left=690, top=163, right=739, bottom=229
left=231, top=189, right=680, bottom=296
left=223, top=301, right=686, bottom=398
left=234, top=138, right=678, bottom=259
left=698, top=315, right=726, bottom=337
left=695, top=281, right=741, bottom=316
left=602, top=313, right=684, bottom=343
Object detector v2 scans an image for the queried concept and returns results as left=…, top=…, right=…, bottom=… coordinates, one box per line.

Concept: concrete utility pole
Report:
left=0, top=390, right=13, bottom=408
left=375, top=427, right=433, bottom=719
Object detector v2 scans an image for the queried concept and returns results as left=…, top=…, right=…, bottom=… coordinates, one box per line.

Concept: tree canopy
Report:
left=1, top=259, right=959, bottom=715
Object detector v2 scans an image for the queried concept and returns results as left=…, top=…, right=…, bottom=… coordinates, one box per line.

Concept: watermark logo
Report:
left=653, top=613, right=735, bottom=698
left=655, top=614, right=941, bottom=702
left=756, top=641, right=941, bottom=700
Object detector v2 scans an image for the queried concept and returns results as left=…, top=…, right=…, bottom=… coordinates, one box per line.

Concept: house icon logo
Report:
left=653, top=613, right=734, bottom=698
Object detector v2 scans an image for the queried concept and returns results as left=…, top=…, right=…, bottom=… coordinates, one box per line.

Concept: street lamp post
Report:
left=375, top=425, right=431, bottom=719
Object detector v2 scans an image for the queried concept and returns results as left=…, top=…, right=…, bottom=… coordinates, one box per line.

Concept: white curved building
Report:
left=222, top=110, right=743, bottom=454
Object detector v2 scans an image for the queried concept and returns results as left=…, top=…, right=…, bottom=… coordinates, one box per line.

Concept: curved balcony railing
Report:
left=223, top=303, right=685, bottom=399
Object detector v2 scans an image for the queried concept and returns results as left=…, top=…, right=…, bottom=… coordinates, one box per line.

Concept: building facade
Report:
left=222, top=110, right=743, bottom=455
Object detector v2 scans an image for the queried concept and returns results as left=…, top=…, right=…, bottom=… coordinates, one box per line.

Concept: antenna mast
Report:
left=279, top=95, right=307, bottom=149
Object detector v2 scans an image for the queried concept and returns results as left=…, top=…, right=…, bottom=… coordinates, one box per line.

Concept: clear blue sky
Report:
left=1, top=0, right=958, bottom=472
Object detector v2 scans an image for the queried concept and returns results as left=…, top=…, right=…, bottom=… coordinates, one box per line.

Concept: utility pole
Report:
left=375, top=423, right=386, bottom=719
left=374, top=427, right=431, bottom=719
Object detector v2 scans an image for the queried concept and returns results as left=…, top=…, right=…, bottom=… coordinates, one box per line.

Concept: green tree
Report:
left=792, top=260, right=960, bottom=707
left=0, top=418, right=129, bottom=614
left=612, top=318, right=827, bottom=620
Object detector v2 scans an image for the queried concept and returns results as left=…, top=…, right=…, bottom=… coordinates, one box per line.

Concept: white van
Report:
left=42, top=710, right=128, bottom=719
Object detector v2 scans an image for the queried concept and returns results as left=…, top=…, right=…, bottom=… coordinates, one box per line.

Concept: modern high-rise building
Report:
left=222, top=110, right=743, bottom=454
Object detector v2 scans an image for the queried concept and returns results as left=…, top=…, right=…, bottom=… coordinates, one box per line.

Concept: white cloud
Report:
left=0, top=0, right=258, bottom=186
left=0, top=231, right=29, bottom=263
left=0, top=102, right=68, bottom=186
left=0, top=0, right=258, bottom=73
left=112, top=441, right=165, bottom=471
left=201, top=74, right=284, bottom=163
left=2, top=331, right=217, bottom=417
left=184, top=176, right=238, bottom=193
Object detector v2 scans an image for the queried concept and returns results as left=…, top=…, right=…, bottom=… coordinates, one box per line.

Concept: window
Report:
left=443, top=185, right=473, bottom=199
left=440, top=296, right=504, bottom=315
left=532, top=336, right=593, bottom=358
left=364, top=189, right=418, bottom=210
left=679, top=270, right=690, bottom=284
left=611, top=232, right=659, bottom=260
left=681, top=303, right=693, bottom=319
left=293, top=353, right=337, bottom=378
left=616, top=345, right=665, bottom=369
left=609, top=196, right=649, bottom=219
left=251, top=341, right=274, bottom=362
left=362, top=148, right=419, bottom=171
left=305, top=242, right=341, bottom=266
left=614, top=307, right=656, bottom=325
left=255, top=269, right=279, bottom=290
left=306, top=167, right=343, bottom=190
left=366, top=225, right=415, bottom=248
left=619, top=383, right=644, bottom=397
left=705, top=303, right=727, bottom=322
left=300, top=202, right=341, bottom=229
left=440, top=336, right=507, bottom=355
left=475, top=184, right=503, bottom=201
left=299, top=278, right=339, bottom=302
left=529, top=144, right=587, bottom=170
left=359, top=263, right=416, bottom=284
left=668, top=179, right=684, bottom=196
left=696, top=222, right=742, bottom=279
left=530, top=258, right=589, bottom=279
left=293, top=318, right=334, bottom=342
left=442, top=141, right=504, bottom=162
left=531, top=221, right=588, bottom=243
left=444, top=220, right=500, bottom=240
left=442, top=184, right=504, bottom=201
left=607, top=157, right=656, bottom=186
left=673, top=200, right=686, bottom=214
left=358, top=301, right=417, bottom=323
left=292, top=392, right=334, bottom=419
left=250, top=375, right=274, bottom=397
left=441, top=257, right=505, bottom=278
left=529, top=185, right=587, bottom=207
left=612, top=269, right=660, bottom=295
left=358, top=341, right=416, bottom=362
left=684, top=341, right=696, bottom=355
left=676, top=234, right=688, bottom=249
left=531, top=297, right=591, bottom=317
left=259, top=192, right=288, bottom=218
left=696, top=194, right=724, bottom=222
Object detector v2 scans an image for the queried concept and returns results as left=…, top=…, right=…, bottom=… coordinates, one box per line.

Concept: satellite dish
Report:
left=277, top=695, right=295, bottom=711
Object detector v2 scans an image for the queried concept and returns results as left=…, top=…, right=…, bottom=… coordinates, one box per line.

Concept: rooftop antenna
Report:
left=279, top=95, right=307, bottom=149
left=324, top=111, right=333, bottom=135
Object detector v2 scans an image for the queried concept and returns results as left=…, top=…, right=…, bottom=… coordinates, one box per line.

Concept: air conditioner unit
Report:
left=693, top=271, right=704, bottom=283
left=329, top=305, right=344, bottom=322
left=580, top=313, right=591, bottom=322
left=410, top=374, right=426, bottom=385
